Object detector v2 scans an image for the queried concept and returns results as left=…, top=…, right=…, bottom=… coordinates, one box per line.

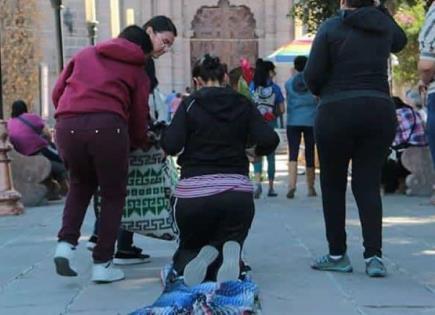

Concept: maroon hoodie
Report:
left=52, top=38, right=150, bottom=148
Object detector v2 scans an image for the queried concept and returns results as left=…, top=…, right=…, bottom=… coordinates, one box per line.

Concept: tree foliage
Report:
left=393, top=0, right=426, bottom=86
left=0, top=0, right=40, bottom=117
left=290, top=0, right=428, bottom=33
left=290, top=0, right=430, bottom=87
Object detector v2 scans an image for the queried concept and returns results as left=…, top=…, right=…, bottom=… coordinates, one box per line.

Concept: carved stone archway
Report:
left=190, top=0, right=258, bottom=72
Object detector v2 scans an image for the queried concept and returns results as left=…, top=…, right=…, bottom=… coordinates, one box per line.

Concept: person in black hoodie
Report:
left=161, top=54, right=279, bottom=286
left=304, top=0, right=406, bottom=277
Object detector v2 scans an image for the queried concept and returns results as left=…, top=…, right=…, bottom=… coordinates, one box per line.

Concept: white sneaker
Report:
left=183, top=245, right=219, bottom=287
left=217, top=241, right=241, bottom=283
left=54, top=241, right=77, bottom=277
left=92, top=261, right=125, bottom=283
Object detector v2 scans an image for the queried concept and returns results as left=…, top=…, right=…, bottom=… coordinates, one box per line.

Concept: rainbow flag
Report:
left=267, top=37, right=313, bottom=63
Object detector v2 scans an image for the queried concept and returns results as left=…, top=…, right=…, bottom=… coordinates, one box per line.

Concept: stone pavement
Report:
left=1, top=154, right=435, bottom=315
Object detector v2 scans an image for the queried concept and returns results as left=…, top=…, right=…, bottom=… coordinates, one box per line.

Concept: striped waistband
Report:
left=175, top=174, right=253, bottom=198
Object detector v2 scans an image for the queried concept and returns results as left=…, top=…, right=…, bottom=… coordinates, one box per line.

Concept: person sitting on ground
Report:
left=7, top=100, right=68, bottom=199
left=161, top=54, right=279, bottom=286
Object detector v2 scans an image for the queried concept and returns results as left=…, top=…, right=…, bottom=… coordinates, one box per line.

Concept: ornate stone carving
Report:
left=0, top=121, right=24, bottom=216
left=191, top=0, right=258, bottom=71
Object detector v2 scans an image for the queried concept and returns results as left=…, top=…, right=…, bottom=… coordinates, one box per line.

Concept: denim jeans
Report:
left=426, top=93, right=435, bottom=168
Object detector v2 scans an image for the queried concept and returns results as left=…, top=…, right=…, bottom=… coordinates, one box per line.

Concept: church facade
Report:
left=4, top=0, right=296, bottom=120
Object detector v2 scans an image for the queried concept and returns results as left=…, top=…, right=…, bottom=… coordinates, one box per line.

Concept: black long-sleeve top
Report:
left=304, top=6, right=407, bottom=104
left=162, top=87, right=280, bottom=179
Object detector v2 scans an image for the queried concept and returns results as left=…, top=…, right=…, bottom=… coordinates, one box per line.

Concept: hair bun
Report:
left=256, top=58, right=264, bottom=66
left=202, top=54, right=220, bottom=70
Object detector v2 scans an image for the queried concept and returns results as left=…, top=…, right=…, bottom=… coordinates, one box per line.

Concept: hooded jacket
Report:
left=162, top=87, right=280, bottom=178
left=52, top=38, right=150, bottom=148
left=285, top=73, right=317, bottom=126
left=304, top=6, right=407, bottom=104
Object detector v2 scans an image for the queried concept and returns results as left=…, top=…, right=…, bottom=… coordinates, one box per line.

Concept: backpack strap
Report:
left=17, top=115, right=42, bottom=135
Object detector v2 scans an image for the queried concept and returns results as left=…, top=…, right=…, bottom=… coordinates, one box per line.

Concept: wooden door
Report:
left=190, top=0, right=258, bottom=71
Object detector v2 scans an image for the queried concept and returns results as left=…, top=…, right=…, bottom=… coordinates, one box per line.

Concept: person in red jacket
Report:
left=53, top=17, right=177, bottom=283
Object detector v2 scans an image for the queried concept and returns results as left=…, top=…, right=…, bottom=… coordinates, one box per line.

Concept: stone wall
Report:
left=0, top=0, right=40, bottom=117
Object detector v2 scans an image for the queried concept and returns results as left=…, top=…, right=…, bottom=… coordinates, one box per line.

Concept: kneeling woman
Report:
left=162, top=54, right=279, bottom=286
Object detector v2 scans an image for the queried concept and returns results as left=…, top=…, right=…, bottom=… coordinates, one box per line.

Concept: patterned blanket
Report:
left=130, top=265, right=261, bottom=315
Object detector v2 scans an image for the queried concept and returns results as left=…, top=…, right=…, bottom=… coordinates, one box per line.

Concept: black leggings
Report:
left=172, top=191, right=254, bottom=280
left=286, top=126, right=315, bottom=167
left=314, top=97, right=396, bottom=258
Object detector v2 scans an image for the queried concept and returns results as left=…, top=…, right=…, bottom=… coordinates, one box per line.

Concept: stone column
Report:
left=274, top=0, right=293, bottom=88
left=264, top=0, right=276, bottom=57
left=0, top=122, right=24, bottom=216
left=171, top=0, right=185, bottom=93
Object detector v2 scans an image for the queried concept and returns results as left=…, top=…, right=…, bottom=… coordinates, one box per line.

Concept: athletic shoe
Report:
left=311, top=254, right=353, bottom=273
left=114, top=247, right=150, bottom=265
left=217, top=241, right=241, bottom=283
left=54, top=241, right=77, bottom=277
left=183, top=245, right=219, bottom=287
left=366, top=256, right=386, bottom=277
left=92, top=261, right=125, bottom=283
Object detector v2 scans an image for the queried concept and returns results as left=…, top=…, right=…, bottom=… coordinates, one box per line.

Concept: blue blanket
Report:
left=130, top=265, right=261, bottom=315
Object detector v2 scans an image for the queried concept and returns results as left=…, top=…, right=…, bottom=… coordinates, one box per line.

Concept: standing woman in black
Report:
left=304, top=0, right=406, bottom=277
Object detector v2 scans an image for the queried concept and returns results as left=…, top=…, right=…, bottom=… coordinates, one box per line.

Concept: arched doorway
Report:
left=190, top=0, right=258, bottom=72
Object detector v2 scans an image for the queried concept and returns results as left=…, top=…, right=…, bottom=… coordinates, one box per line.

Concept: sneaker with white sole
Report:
left=183, top=245, right=219, bottom=287
left=311, top=254, right=353, bottom=273
left=91, top=261, right=125, bottom=283
left=114, top=246, right=150, bottom=265
left=217, top=241, right=241, bottom=283
left=54, top=241, right=77, bottom=277
left=366, top=256, right=386, bottom=278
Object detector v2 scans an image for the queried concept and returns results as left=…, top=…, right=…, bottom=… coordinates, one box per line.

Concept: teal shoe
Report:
left=311, top=254, right=353, bottom=273
left=366, top=256, right=386, bottom=278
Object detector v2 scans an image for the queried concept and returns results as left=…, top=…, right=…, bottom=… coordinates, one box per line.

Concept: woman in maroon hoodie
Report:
left=52, top=17, right=177, bottom=283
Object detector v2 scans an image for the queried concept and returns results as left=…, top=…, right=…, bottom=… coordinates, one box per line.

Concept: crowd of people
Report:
left=7, top=0, right=433, bottom=293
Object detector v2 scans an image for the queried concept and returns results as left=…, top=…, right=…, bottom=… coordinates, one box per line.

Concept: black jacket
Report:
left=304, top=6, right=407, bottom=103
left=161, top=87, right=279, bottom=178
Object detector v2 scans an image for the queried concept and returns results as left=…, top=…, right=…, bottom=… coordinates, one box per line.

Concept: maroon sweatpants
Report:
left=55, top=113, right=129, bottom=263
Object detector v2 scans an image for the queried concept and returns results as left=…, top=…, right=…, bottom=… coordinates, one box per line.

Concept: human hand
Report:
left=245, top=146, right=261, bottom=163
